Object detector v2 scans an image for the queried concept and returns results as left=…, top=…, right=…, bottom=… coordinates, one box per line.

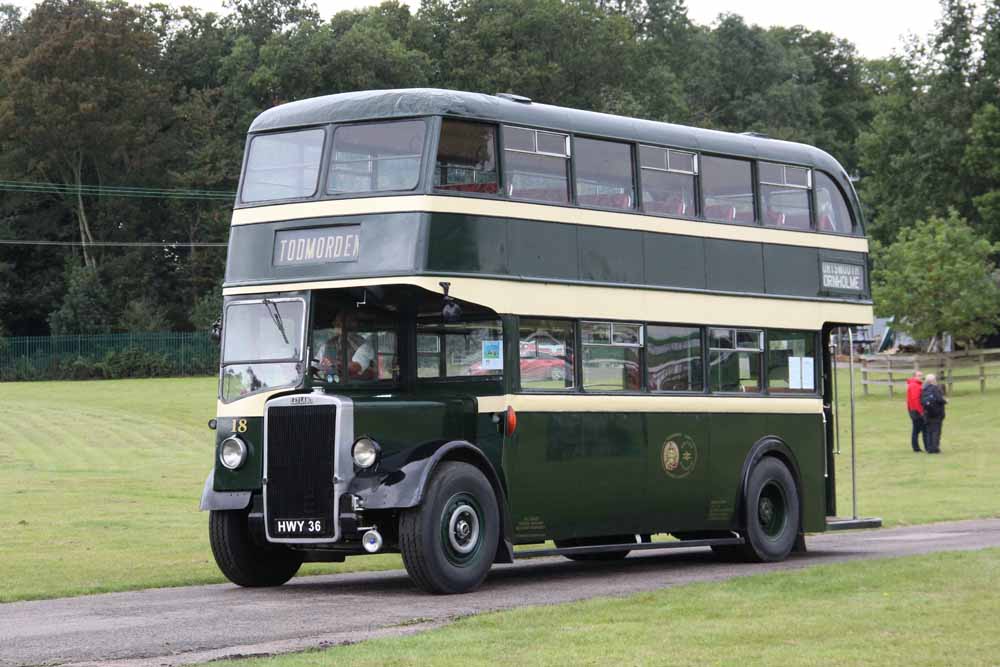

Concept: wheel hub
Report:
left=446, top=502, right=480, bottom=555
left=759, top=497, right=775, bottom=524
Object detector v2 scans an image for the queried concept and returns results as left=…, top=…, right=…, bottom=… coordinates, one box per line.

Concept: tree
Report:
left=0, top=0, right=177, bottom=269
left=872, top=210, right=1000, bottom=349
left=120, top=298, right=170, bottom=333
left=47, top=263, right=112, bottom=335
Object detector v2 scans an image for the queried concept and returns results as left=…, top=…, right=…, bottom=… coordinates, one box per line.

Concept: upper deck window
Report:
left=434, top=120, right=499, bottom=194
left=503, top=126, right=570, bottom=204
left=241, top=129, right=324, bottom=203
left=640, top=145, right=697, bottom=217
left=574, top=138, right=635, bottom=210
left=759, top=162, right=812, bottom=230
left=701, top=156, right=755, bottom=224
left=814, top=172, right=856, bottom=235
left=327, top=120, right=426, bottom=194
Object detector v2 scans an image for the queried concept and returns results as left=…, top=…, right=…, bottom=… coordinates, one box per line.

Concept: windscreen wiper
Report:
left=262, top=298, right=290, bottom=346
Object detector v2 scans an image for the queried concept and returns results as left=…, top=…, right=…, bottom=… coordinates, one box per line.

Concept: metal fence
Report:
left=0, top=332, right=219, bottom=381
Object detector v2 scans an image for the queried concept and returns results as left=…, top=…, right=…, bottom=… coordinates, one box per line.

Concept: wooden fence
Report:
left=859, top=348, right=1000, bottom=396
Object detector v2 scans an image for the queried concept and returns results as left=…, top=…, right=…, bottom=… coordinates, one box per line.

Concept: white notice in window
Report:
left=801, top=357, right=815, bottom=390
left=788, top=357, right=803, bottom=390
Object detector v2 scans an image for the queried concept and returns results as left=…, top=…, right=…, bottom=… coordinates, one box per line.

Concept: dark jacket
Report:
left=906, top=377, right=924, bottom=413
left=920, top=383, right=947, bottom=420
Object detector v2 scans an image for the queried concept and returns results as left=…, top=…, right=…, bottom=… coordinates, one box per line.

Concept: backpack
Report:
left=922, top=388, right=943, bottom=419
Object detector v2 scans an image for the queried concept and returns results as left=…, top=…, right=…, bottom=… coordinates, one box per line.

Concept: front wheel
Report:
left=209, top=508, right=303, bottom=587
left=399, top=461, right=500, bottom=594
left=731, top=456, right=800, bottom=562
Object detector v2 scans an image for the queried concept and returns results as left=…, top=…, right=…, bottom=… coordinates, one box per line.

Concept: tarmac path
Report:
left=2, top=518, right=998, bottom=667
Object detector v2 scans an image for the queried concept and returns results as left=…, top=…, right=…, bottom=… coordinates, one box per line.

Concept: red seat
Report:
left=437, top=182, right=499, bottom=194
left=644, top=196, right=686, bottom=216
left=705, top=204, right=736, bottom=221
left=510, top=187, right=570, bottom=203
left=577, top=193, right=632, bottom=209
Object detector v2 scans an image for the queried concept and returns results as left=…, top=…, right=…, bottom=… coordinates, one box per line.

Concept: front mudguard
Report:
left=347, top=440, right=514, bottom=563
left=199, top=469, right=252, bottom=512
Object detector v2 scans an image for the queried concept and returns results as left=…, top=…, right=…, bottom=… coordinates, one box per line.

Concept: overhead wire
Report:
left=0, top=180, right=236, bottom=200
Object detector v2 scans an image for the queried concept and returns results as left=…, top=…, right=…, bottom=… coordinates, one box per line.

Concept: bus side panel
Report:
left=643, top=412, right=711, bottom=532
left=707, top=413, right=768, bottom=529
left=505, top=411, right=646, bottom=543
left=767, top=413, right=827, bottom=533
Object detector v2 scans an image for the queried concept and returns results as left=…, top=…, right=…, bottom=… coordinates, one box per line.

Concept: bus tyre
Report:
left=737, top=456, right=800, bottom=562
left=209, top=508, right=303, bottom=587
left=399, top=461, right=499, bottom=594
left=554, top=535, right=633, bottom=561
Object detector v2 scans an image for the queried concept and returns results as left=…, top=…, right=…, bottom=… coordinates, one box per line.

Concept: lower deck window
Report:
left=519, top=319, right=575, bottom=390
left=646, top=325, right=703, bottom=392
left=709, top=328, right=762, bottom=392
left=767, top=330, right=817, bottom=393
left=417, top=320, right=503, bottom=378
left=311, top=301, right=398, bottom=384
left=581, top=321, right=641, bottom=392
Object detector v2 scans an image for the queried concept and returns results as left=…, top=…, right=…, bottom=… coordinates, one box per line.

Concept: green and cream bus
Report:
left=200, top=88, right=874, bottom=594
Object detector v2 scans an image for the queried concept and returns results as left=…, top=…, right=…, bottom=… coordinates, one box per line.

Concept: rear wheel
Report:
left=727, top=456, right=800, bottom=562
left=399, top=461, right=500, bottom=594
left=209, top=508, right=303, bottom=587
left=555, top=535, right=634, bottom=561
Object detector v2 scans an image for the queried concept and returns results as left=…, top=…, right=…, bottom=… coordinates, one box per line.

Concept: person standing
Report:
left=906, top=370, right=926, bottom=452
left=920, top=374, right=948, bottom=454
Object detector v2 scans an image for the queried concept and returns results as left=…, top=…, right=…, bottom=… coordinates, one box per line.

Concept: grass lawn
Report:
left=215, top=548, right=1000, bottom=667
left=0, top=378, right=402, bottom=602
left=832, top=375, right=1000, bottom=526
left=0, top=372, right=997, bottom=602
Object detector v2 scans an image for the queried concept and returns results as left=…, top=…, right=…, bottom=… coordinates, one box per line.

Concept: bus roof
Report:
left=249, top=88, right=851, bottom=180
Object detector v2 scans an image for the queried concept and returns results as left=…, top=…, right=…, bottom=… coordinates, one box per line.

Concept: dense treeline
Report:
left=0, top=0, right=997, bottom=338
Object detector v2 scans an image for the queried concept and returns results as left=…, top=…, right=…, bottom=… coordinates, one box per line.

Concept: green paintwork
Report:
left=504, top=409, right=824, bottom=543
left=213, top=416, right=264, bottom=491
left=225, top=212, right=870, bottom=304
left=212, top=283, right=832, bottom=546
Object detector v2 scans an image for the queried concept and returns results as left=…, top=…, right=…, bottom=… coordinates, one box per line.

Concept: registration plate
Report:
left=273, top=518, right=325, bottom=536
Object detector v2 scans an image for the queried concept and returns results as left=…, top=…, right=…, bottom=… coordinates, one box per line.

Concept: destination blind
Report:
left=273, top=225, right=361, bottom=267
left=820, top=260, right=864, bottom=293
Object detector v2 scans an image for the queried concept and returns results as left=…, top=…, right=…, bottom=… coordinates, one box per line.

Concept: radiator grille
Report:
left=265, top=404, right=338, bottom=539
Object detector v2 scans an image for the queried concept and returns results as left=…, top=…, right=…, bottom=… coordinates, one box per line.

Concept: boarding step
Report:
left=826, top=516, right=883, bottom=531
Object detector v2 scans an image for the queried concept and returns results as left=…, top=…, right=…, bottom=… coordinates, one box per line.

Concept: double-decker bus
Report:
left=200, top=89, right=874, bottom=594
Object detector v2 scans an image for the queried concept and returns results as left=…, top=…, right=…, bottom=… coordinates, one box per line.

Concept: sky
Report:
left=8, top=0, right=959, bottom=59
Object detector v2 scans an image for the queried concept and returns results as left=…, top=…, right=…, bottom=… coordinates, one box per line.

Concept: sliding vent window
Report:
left=767, top=330, right=817, bottom=394
left=582, top=321, right=641, bottom=392
left=241, top=129, right=324, bottom=203
left=647, top=325, right=703, bottom=392
left=640, top=146, right=697, bottom=216
left=328, top=120, right=426, bottom=194
left=434, top=120, right=498, bottom=194
left=701, top=156, right=755, bottom=224
left=575, top=138, right=635, bottom=210
left=708, top=327, right=762, bottom=392
left=519, top=319, right=575, bottom=390
left=503, top=126, right=570, bottom=203
left=760, top=162, right=811, bottom=230
left=815, top=172, right=856, bottom=234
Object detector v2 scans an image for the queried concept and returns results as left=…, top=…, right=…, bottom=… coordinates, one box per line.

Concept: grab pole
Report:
left=848, top=327, right=858, bottom=520
left=831, top=336, right=840, bottom=455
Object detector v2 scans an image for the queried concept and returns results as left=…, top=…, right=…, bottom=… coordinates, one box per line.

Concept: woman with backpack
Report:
left=920, top=374, right=948, bottom=454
